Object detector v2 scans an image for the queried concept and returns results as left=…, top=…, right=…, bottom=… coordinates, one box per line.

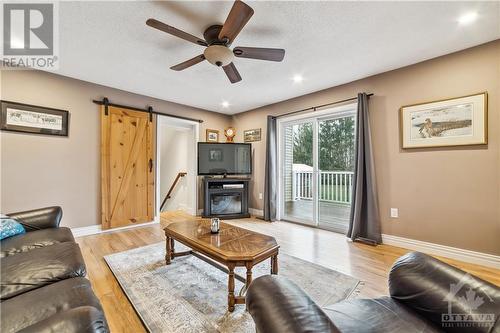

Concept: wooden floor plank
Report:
left=76, top=211, right=500, bottom=333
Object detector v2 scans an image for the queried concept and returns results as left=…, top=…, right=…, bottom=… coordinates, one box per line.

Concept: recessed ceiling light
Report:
left=221, top=101, right=230, bottom=108
left=292, top=74, right=304, bottom=83
left=458, top=12, right=478, bottom=25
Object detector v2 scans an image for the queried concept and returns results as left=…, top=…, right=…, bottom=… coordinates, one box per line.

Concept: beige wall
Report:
left=0, top=70, right=231, bottom=228
left=1, top=41, right=498, bottom=255
left=232, top=40, right=500, bottom=255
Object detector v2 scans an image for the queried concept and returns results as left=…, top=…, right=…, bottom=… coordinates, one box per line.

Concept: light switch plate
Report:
left=390, top=208, right=399, bottom=218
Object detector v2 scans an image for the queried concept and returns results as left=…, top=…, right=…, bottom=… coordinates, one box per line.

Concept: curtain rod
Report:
left=274, top=93, right=373, bottom=119
left=92, top=98, right=204, bottom=123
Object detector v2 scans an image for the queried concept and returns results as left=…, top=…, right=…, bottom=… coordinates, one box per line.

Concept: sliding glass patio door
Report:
left=279, top=106, right=356, bottom=233
left=317, top=116, right=355, bottom=233
left=280, top=120, right=316, bottom=225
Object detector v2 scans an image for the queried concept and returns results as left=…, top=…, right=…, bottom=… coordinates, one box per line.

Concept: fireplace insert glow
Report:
left=203, top=178, right=250, bottom=219
left=210, top=193, right=242, bottom=215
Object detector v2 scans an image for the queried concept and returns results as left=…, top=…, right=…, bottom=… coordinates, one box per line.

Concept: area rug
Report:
left=104, top=242, right=361, bottom=333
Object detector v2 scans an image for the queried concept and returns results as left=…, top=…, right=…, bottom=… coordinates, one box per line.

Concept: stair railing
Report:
left=160, top=172, right=187, bottom=211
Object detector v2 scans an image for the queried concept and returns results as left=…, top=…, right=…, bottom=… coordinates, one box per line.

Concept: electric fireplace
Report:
left=203, top=178, right=250, bottom=219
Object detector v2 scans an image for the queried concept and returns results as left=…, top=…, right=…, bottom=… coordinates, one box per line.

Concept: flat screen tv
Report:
left=198, top=142, right=252, bottom=175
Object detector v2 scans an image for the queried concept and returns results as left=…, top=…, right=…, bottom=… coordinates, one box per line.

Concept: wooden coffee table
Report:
left=163, top=219, right=279, bottom=312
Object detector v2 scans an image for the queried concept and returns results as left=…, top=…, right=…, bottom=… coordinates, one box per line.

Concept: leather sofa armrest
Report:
left=7, top=206, right=62, bottom=232
left=389, top=251, right=500, bottom=333
left=247, top=275, right=340, bottom=333
left=17, top=306, right=109, bottom=333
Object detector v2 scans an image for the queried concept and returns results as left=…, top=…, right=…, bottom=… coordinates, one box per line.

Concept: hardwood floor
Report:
left=76, top=211, right=500, bottom=333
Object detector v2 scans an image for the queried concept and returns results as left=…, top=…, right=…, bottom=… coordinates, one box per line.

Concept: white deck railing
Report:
left=292, top=171, right=354, bottom=204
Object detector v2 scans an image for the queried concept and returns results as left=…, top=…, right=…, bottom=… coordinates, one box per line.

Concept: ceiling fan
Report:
left=146, top=0, right=285, bottom=84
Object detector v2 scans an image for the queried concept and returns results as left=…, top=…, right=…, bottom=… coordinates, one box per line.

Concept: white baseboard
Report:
left=249, top=208, right=264, bottom=217
left=382, top=234, right=500, bottom=269
left=71, top=220, right=159, bottom=238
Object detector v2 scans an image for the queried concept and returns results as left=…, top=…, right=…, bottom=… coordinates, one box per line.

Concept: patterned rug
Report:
left=104, top=242, right=361, bottom=333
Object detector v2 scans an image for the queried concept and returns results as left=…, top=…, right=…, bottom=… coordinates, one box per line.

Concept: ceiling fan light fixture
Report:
left=204, top=45, right=234, bottom=67
left=146, top=0, right=285, bottom=83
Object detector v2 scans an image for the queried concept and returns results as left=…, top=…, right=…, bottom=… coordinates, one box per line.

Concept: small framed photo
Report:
left=209, top=148, right=223, bottom=162
left=1, top=100, right=69, bottom=136
left=206, top=129, right=219, bottom=142
left=400, top=92, right=487, bottom=149
left=244, top=128, right=261, bottom=142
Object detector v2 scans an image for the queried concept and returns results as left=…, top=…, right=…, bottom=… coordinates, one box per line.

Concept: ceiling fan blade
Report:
left=170, top=54, right=206, bottom=71
left=218, top=1, right=254, bottom=44
left=233, top=47, right=285, bottom=62
left=146, top=19, right=207, bottom=46
left=222, top=62, right=242, bottom=83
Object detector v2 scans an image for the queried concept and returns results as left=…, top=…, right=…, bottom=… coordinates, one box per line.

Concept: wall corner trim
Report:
left=381, top=234, right=500, bottom=269
left=71, top=220, right=159, bottom=238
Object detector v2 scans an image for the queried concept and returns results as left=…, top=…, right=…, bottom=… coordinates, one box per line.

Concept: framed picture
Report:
left=243, top=128, right=261, bottom=142
left=206, top=129, right=219, bottom=142
left=400, top=92, right=487, bottom=149
left=209, top=148, right=223, bottom=162
left=1, top=100, right=69, bottom=136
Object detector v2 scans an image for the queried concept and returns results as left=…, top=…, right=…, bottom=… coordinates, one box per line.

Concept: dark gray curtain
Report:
left=347, top=93, right=381, bottom=244
left=264, top=116, right=277, bottom=221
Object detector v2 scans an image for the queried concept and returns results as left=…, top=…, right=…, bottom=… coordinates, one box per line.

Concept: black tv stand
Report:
left=203, top=177, right=250, bottom=219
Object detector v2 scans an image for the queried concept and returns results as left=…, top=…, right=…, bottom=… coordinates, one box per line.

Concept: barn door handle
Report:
left=149, top=159, right=153, bottom=172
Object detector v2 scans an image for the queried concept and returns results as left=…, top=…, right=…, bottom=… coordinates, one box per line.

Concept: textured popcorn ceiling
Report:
left=54, top=1, right=500, bottom=114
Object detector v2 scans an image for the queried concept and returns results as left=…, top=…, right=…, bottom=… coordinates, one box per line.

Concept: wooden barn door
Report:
left=101, top=106, right=155, bottom=230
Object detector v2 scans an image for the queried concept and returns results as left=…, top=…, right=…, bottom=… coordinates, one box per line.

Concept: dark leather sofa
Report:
left=1, top=207, right=109, bottom=333
left=247, top=252, right=500, bottom=333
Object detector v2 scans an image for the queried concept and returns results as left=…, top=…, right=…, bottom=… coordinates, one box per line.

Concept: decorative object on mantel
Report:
left=400, top=92, right=487, bottom=148
left=206, top=129, right=219, bottom=142
left=224, top=127, right=236, bottom=143
left=243, top=128, right=261, bottom=142
left=0, top=100, right=69, bottom=136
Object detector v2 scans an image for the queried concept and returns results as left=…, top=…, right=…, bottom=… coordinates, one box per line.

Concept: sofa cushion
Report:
left=389, top=252, right=500, bottom=333
left=0, top=277, right=105, bottom=333
left=17, top=306, right=109, bottom=333
left=7, top=206, right=62, bottom=232
left=247, top=275, right=341, bottom=333
left=323, top=297, right=443, bottom=333
left=1, top=227, right=75, bottom=258
left=0, top=217, right=26, bottom=240
left=1, top=242, right=86, bottom=300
